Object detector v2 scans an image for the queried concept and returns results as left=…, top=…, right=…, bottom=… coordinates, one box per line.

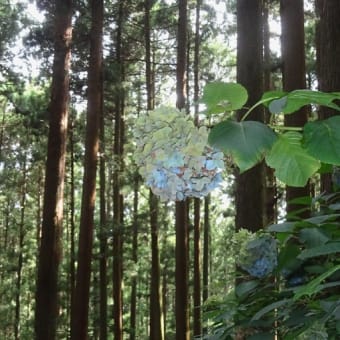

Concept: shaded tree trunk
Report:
left=280, top=0, right=310, bottom=217
left=68, top=116, right=76, bottom=329
left=35, top=1, right=72, bottom=338
left=99, top=60, right=107, bottom=340
left=129, top=173, right=139, bottom=340
left=15, top=159, right=27, bottom=340
left=193, top=0, right=202, bottom=336
left=112, top=2, right=125, bottom=339
left=263, top=0, right=277, bottom=225
left=236, top=0, right=265, bottom=231
left=202, top=195, right=210, bottom=336
left=145, top=1, right=164, bottom=338
left=316, top=0, right=340, bottom=193
left=175, top=0, right=190, bottom=339
left=149, top=191, right=164, bottom=339
left=70, top=0, right=103, bottom=338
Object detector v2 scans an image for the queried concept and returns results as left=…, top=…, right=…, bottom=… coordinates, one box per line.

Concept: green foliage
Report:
left=303, top=116, right=340, bottom=165
left=202, top=83, right=340, bottom=338
left=205, top=193, right=340, bottom=339
left=202, top=82, right=340, bottom=187
left=208, top=120, right=276, bottom=172
left=202, top=82, right=248, bottom=114
left=265, top=131, right=320, bottom=186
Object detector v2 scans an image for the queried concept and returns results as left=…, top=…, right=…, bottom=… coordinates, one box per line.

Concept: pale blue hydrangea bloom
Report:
left=239, top=235, right=277, bottom=279
left=133, top=106, right=225, bottom=201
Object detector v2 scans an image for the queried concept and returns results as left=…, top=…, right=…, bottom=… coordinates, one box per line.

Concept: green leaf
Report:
left=268, top=221, right=295, bottom=232
left=201, top=82, right=248, bottom=114
left=277, top=244, right=302, bottom=273
left=249, top=333, right=275, bottom=340
left=208, top=120, right=277, bottom=172
left=269, top=96, right=288, bottom=114
left=268, top=90, right=340, bottom=114
left=299, top=228, right=330, bottom=248
left=293, top=264, right=340, bottom=300
left=303, top=116, right=340, bottom=165
left=297, top=242, right=340, bottom=260
left=265, top=131, right=320, bottom=186
left=251, top=299, right=292, bottom=321
left=235, top=280, right=259, bottom=298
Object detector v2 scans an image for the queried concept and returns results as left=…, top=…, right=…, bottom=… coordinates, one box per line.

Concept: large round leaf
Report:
left=265, top=132, right=320, bottom=186
left=268, top=90, right=340, bottom=114
left=208, top=120, right=277, bottom=172
left=303, top=115, right=340, bottom=165
left=201, top=82, right=248, bottom=114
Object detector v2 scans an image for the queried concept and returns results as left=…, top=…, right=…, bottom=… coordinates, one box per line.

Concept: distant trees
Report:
left=3, top=0, right=340, bottom=338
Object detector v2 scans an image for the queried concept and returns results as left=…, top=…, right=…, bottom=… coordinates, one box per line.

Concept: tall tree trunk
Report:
left=280, top=0, right=310, bottom=217
left=15, top=160, right=27, bottom=340
left=70, top=0, right=103, bottom=338
left=175, top=0, right=190, bottom=339
left=236, top=0, right=265, bottom=231
left=99, top=62, right=107, bottom=340
left=129, top=173, right=139, bottom=340
left=202, top=195, right=210, bottom=335
left=112, top=2, right=125, bottom=340
left=263, top=0, right=277, bottom=225
left=68, top=116, right=76, bottom=330
left=144, top=1, right=164, bottom=338
left=316, top=0, right=340, bottom=193
left=193, top=0, right=202, bottom=336
left=149, top=191, right=164, bottom=339
left=35, top=1, right=72, bottom=338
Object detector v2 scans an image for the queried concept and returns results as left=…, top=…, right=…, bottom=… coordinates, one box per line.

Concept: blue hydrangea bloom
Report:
left=287, top=275, right=306, bottom=287
left=239, top=235, right=277, bottom=278
left=247, top=257, right=273, bottom=278
left=133, top=106, right=225, bottom=201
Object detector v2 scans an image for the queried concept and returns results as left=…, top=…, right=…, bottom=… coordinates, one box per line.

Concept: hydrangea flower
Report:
left=133, top=106, right=225, bottom=201
left=238, top=235, right=277, bottom=279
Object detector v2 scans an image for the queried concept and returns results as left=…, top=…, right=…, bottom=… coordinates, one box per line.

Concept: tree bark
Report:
left=236, top=0, right=265, bottom=231
left=316, top=0, right=340, bottom=193
left=70, top=0, right=103, bottom=338
left=35, top=1, right=72, bottom=338
left=15, top=159, right=27, bottom=340
left=99, top=57, right=107, bottom=340
left=175, top=0, right=190, bottom=339
left=144, top=1, right=164, bottom=338
left=129, top=174, right=139, bottom=340
left=112, top=2, right=125, bottom=340
left=280, top=0, right=310, bottom=217
left=193, top=1, right=202, bottom=335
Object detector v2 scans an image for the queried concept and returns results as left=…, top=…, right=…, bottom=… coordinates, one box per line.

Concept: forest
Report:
left=1, top=0, right=340, bottom=339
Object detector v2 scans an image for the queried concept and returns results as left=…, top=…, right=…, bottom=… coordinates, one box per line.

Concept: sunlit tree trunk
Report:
left=35, top=1, right=72, bottom=338
left=236, top=0, right=265, bottom=231
left=70, top=0, right=103, bottom=338
left=280, top=0, right=310, bottom=217
left=316, top=0, right=340, bottom=193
